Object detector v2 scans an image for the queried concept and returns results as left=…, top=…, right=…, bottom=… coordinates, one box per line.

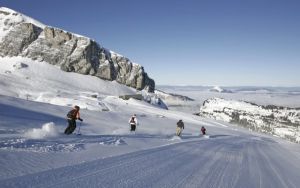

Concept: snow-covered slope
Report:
left=1, top=95, right=300, bottom=187
left=155, top=89, right=194, bottom=103
left=2, top=56, right=298, bottom=187
left=1, top=7, right=300, bottom=188
left=1, top=64, right=300, bottom=186
left=0, top=7, right=45, bottom=41
left=0, top=7, right=155, bottom=91
left=0, top=56, right=136, bottom=111
left=157, top=85, right=300, bottom=115
left=199, top=98, right=300, bottom=142
left=153, top=89, right=195, bottom=111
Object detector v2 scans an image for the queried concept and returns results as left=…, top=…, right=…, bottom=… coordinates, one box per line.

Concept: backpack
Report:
left=130, top=117, right=135, bottom=124
left=67, top=109, right=77, bottom=119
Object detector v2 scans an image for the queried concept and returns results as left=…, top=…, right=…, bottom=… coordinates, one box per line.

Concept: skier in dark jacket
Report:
left=201, top=126, right=206, bottom=135
left=176, top=120, right=184, bottom=136
left=128, top=114, right=138, bottom=132
left=64, top=105, right=83, bottom=135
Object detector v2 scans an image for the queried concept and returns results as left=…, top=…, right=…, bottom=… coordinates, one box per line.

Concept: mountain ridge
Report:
left=0, top=7, right=155, bottom=92
left=198, top=97, right=300, bottom=143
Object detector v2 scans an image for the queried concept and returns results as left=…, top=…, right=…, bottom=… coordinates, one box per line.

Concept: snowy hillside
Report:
left=0, top=7, right=155, bottom=91
left=1, top=6, right=300, bottom=188
left=155, top=89, right=194, bottom=102
left=199, top=98, right=300, bottom=143
left=1, top=94, right=300, bottom=187
left=0, top=7, right=45, bottom=41
left=1, top=57, right=299, bottom=187
left=157, top=85, right=300, bottom=113
left=0, top=56, right=136, bottom=111
left=1, top=63, right=300, bottom=188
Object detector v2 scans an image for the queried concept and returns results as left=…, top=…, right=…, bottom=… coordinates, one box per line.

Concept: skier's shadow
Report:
left=180, top=134, right=231, bottom=139
left=179, top=133, right=202, bottom=139
left=209, top=135, right=230, bottom=138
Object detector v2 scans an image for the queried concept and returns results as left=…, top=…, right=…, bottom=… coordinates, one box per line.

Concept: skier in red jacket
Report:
left=64, top=105, right=83, bottom=135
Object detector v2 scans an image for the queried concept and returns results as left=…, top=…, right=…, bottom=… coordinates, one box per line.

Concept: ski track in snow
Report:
left=1, top=135, right=300, bottom=188
left=0, top=135, right=126, bottom=153
left=1, top=56, right=300, bottom=188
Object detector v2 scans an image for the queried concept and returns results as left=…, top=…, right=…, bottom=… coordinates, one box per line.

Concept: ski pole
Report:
left=77, top=121, right=82, bottom=135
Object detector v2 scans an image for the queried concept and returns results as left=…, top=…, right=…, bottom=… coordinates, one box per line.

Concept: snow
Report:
left=110, top=50, right=140, bottom=67
left=0, top=6, right=91, bottom=43
left=210, top=86, right=223, bottom=92
left=0, top=7, right=45, bottom=41
left=1, top=57, right=300, bottom=187
left=157, top=85, right=300, bottom=114
left=24, top=122, right=59, bottom=139
left=0, top=7, right=46, bottom=28
left=199, top=98, right=300, bottom=142
left=0, top=56, right=135, bottom=110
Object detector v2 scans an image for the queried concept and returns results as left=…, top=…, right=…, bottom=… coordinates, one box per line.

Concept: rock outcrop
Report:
left=0, top=7, right=155, bottom=92
left=155, top=89, right=194, bottom=102
left=198, top=98, right=300, bottom=143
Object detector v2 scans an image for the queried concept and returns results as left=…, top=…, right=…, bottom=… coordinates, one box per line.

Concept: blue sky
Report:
left=2, top=0, right=300, bottom=86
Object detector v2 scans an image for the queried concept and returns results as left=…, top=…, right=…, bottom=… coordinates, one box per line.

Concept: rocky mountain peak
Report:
left=0, top=7, right=155, bottom=92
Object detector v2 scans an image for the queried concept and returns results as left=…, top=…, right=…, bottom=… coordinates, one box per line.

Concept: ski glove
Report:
left=78, top=118, right=83, bottom=122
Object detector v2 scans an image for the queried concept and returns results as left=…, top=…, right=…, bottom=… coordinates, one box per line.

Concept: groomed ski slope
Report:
left=1, top=57, right=300, bottom=188
left=2, top=135, right=300, bottom=188
left=0, top=96, right=300, bottom=188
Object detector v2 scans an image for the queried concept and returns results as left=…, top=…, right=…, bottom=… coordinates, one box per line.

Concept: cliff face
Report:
left=0, top=7, right=155, bottom=92
left=199, top=98, right=300, bottom=143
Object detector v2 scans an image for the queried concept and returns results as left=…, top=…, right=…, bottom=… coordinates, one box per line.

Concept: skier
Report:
left=176, top=119, right=184, bottom=136
left=128, top=114, right=138, bottom=132
left=201, top=126, right=206, bottom=135
left=64, top=105, right=83, bottom=135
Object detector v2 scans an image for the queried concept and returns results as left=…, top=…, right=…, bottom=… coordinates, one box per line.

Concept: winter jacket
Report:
left=129, top=116, right=138, bottom=125
left=177, top=121, right=184, bottom=129
left=67, top=109, right=81, bottom=120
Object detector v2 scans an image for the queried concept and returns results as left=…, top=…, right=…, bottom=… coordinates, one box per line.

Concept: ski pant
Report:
left=130, top=124, right=136, bottom=131
left=176, top=127, right=183, bottom=136
left=64, top=119, right=76, bottom=134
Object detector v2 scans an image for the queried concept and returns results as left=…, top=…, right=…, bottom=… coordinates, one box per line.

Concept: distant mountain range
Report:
left=155, top=89, right=194, bottom=102
left=157, top=85, right=300, bottom=94
left=209, top=86, right=233, bottom=93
